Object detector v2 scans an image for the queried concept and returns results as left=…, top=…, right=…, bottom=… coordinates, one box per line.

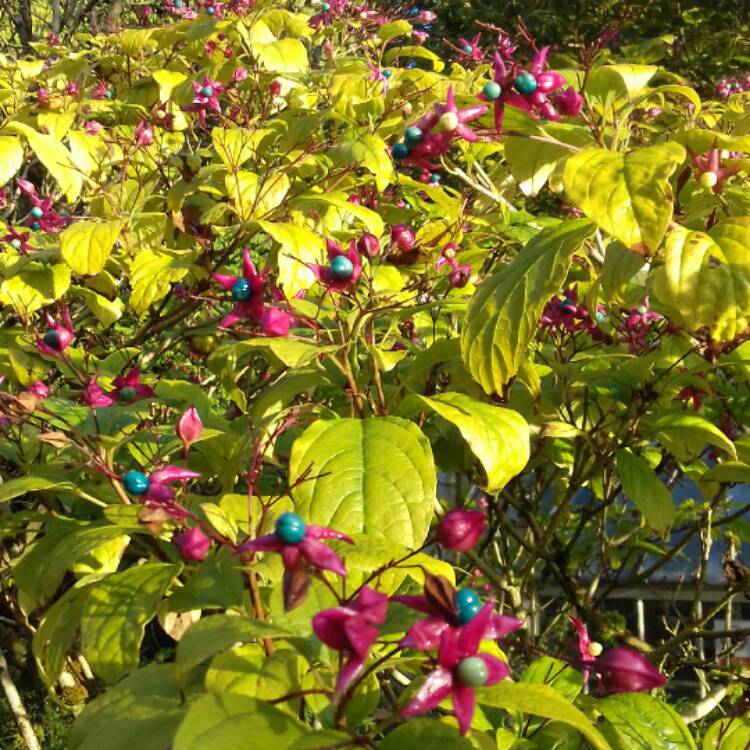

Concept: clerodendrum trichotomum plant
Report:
left=3, top=0, right=750, bottom=748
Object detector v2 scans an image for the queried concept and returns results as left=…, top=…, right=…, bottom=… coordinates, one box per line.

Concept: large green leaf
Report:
left=702, top=717, right=750, bottom=750
left=167, top=550, right=246, bottom=612
left=258, top=220, right=324, bottom=295
left=226, top=171, right=290, bottom=221
left=13, top=520, right=141, bottom=612
left=647, top=413, right=737, bottom=461
left=400, top=392, right=529, bottom=491
left=561, top=143, right=684, bottom=254
left=597, top=693, right=696, bottom=750
left=253, top=38, right=308, bottom=73
left=479, top=682, right=613, bottom=750
left=504, top=136, right=570, bottom=197
left=0, top=475, right=76, bottom=502
left=0, top=136, right=24, bottom=186
left=651, top=219, right=750, bottom=341
left=80, top=563, right=179, bottom=683
left=61, top=220, right=123, bottom=276
left=616, top=449, right=676, bottom=534
left=585, top=64, right=658, bottom=99
left=0, top=261, right=71, bottom=315
left=289, top=417, right=437, bottom=547
left=173, top=693, right=346, bottom=750
left=129, top=248, right=196, bottom=314
left=7, top=121, right=83, bottom=201
left=330, top=133, right=395, bottom=192
left=379, top=719, right=474, bottom=750
left=461, top=219, right=595, bottom=394
left=175, top=614, right=291, bottom=679
left=69, top=664, right=185, bottom=750
left=33, top=581, right=92, bottom=686
left=291, top=191, right=384, bottom=236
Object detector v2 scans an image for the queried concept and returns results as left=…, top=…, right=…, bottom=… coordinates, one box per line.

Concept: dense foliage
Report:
left=3, top=0, right=750, bottom=748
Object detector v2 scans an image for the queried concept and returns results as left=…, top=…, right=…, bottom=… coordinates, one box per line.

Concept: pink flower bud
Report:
left=177, top=406, right=203, bottom=449
left=323, top=42, right=334, bottom=59
left=269, top=79, right=282, bottom=95
left=436, top=509, right=486, bottom=551
left=356, top=232, right=380, bottom=258
left=595, top=647, right=666, bottom=693
left=174, top=527, right=211, bottom=562
left=391, top=224, right=416, bottom=252
left=259, top=306, right=292, bottom=337
left=232, top=67, right=248, bottom=83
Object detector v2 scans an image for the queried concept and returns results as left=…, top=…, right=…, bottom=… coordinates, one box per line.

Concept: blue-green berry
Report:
left=456, top=588, right=482, bottom=624
left=42, top=330, right=61, bottom=351
left=321, top=2, right=330, bottom=9
left=30, top=221, right=41, bottom=231
left=429, top=173, right=440, bottom=184
left=382, top=69, right=392, bottom=78
left=392, top=142, right=410, bottom=160
left=514, top=72, right=538, bottom=96
left=30, top=206, right=44, bottom=219
left=457, top=656, right=489, bottom=687
left=595, top=310, right=608, bottom=324
left=330, top=255, right=354, bottom=281
left=275, top=512, right=306, bottom=544
left=463, top=44, right=473, bottom=54
left=202, top=85, right=213, bottom=97
left=206, top=5, right=215, bottom=15
left=404, top=126, right=423, bottom=146
left=232, top=278, right=252, bottom=301
left=119, top=386, right=137, bottom=402
left=123, top=470, right=150, bottom=495
left=482, top=81, right=502, bottom=100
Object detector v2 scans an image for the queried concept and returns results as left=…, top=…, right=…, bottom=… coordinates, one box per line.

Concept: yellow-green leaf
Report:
left=153, top=69, right=188, bottom=102
left=61, top=220, right=123, bottom=276
left=562, top=142, right=684, bottom=254
left=0, top=136, right=24, bottom=187
left=253, top=38, right=308, bottom=73
left=330, top=134, right=395, bottom=192
left=0, top=262, right=71, bottom=315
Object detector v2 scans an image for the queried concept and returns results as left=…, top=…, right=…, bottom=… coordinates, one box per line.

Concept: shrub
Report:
left=1, top=0, right=750, bottom=748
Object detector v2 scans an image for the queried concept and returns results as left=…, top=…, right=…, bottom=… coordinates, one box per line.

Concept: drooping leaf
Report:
left=0, top=262, right=71, bottom=316
left=61, top=220, right=123, bottom=276
left=479, top=681, right=613, bottom=750
left=647, top=413, right=737, bottom=461
left=461, top=219, right=595, bottom=393
left=652, top=220, right=750, bottom=342
left=562, top=143, right=684, bottom=254
left=616, top=449, right=676, bottom=534
left=258, top=220, right=325, bottom=295
left=400, top=392, right=529, bottom=491
left=173, top=693, right=347, bottom=750
left=69, top=664, right=185, bottom=750
left=330, top=133, right=395, bottom=192
left=175, top=614, right=292, bottom=679
left=597, top=692, right=696, bottom=750
left=288, top=417, right=437, bottom=547
left=80, top=563, right=179, bottom=683
left=0, top=136, right=25, bottom=187
left=504, top=136, right=571, bottom=197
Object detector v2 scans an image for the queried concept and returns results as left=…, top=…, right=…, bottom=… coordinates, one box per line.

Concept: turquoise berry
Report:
left=456, top=588, right=482, bottom=624
left=275, top=512, right=306, bottom=544
left=457, top=656, right=489, bottom=687
left=429, top=173, right=440, bottom=184
left=404, top=126, right=423, bottom=146
left=232, top=278, right=252, bottom=301
left=119, top=386, right=137, bottom=402
left=105, top=89, right=113, bottom=99
left=30, top=206, right=44, bottom=219
left=637, top=304, right=648, bottom=315
left=330, top=254, right=354, bottom=281
left=560, top=298, right=576, bottom=313
left=382, top=68, right=392, bottom=78
left=206, top=5, right=215, bottom=15
left=482, top=81, right=502, bottom=100
left=392, top=142, right=410, bottom=160
left=42, top=329, right=61, bottom=351
left=30, top=221, right=41, bottom=231
left=123, top=470, right=150, bottom=495
left=321, top=2, right=330, bottom=9
left=202, top=85, right=213, bottom=97
left=175, top=0, right=183, bottom=6
left=10, top=239, right=22, bottom=250
left=595, top=310, right=608, bottom=324
left=514, top=72, right=538, bottom=96
left=463, top=44, right=473, bottom=53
